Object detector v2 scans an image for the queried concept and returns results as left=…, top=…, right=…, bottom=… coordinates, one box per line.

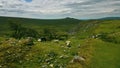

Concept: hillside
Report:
left=0, top=16, right=80, bottom=36
left=0, top=17, right=120, bottom=68
left=74, top=20, right=120, bottom=68
left=99, top=17, right=120, bottom=20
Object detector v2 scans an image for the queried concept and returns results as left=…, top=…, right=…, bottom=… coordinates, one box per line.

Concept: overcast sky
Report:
left=0, top=0, right=120, bottom=19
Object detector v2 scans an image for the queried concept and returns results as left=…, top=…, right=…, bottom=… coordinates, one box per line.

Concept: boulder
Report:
left=70, top=55, right=85, bottom=63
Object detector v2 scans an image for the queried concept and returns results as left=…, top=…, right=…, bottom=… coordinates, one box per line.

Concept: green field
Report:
left=0, top=16, right=120, bottom=68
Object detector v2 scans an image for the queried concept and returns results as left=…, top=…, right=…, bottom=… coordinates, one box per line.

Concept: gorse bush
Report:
left=9, top=22, right=39, bottom=39
left=39, top=28, right=68, bottom=41
left=9, top=22, right=68, bottom=40
left=99, top=32, right=120, bottom=43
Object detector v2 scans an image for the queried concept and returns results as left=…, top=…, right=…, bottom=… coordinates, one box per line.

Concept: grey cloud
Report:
left=0, top=0, right=120, bottom=19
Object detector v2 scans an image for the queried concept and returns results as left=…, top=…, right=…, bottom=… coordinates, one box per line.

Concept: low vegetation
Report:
left=0, top=17, right=120, bottom=68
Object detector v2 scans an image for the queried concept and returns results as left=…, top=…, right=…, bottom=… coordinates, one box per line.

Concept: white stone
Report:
left=49, top=64, right=54, bottom=67
left=38, top=39, right=41, bottom=42
left=66, top=40, right=71, bottom=46
left=79, top=57, right=85, bottom=61
left=53, top=39, right=59, bottom=43
left=0, top=65, right=2, bottom=68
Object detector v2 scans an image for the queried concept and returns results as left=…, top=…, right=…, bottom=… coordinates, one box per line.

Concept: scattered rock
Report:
left=79, top=57, right=85, bottom=61
left=59, top=55, right=64, bottom=59
left=42, top=65, right=47, bottom=68
left=0, top=65, right=2, bottom=68
left=52, top=39, right=59, bottom=43
left=59, top=55, right=69, bottom=59
left=66, top=40, right=71, bottom=46
left=24, top=37, right=34, bottom=46
left=49, top=64, right=54, bottom=67
left=70, top=55, right=85, bottom=63
left=38, top=38, right=41, bottom=42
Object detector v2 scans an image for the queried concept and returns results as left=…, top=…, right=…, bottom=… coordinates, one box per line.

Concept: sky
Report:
left=0, top=0, right=120, bottom=19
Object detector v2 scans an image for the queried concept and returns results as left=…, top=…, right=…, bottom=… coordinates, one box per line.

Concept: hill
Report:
left=99, top=17, right=120, bottom=20
left=0, top=16, right=120, bottom=68
left=74, top=19, right=120, bottom=68
left=0, top=16, right=80, bottom=36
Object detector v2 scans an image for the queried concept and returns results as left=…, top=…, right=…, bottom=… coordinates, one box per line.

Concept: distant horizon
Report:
left=1, top=15, right=120, bottom=20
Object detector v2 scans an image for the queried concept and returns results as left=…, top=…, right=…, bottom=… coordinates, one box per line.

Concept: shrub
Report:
left=9, top=22, right=39, bottom=39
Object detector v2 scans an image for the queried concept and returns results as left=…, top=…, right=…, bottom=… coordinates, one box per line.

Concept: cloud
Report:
left=0, top=0, right=120, bottom=19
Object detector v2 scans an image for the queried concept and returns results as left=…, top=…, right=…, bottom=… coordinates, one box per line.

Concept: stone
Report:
left=0, top=65, right=2, bottom=68
left=49, top=64, right=54, bottom=67
left=42, top=65, right=47, bottom=68
left=71, top=55, right=85, bottom=63
left=66, top=41, right=71, bottom=46
left=53, top=39, right=59, bottom=43
left=38, top=38, right=41, bottom=42
left=59, top=55, right=64, bottom=59
left=79, top=57, right=85, bottom=61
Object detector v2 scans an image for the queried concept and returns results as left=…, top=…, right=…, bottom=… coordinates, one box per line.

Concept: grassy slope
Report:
left=86, top=20, right=120, bottom=68
left=0, top=16, right=80, bottom=36
left=68, top=20, right=120, bottom=68
left=89, top=39, right=120, bottom=68
left=0, top=16, right=120, bottom=68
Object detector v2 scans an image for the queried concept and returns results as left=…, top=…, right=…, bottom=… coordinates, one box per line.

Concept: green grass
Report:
left=94, top=20, right=120, bottom=34
left=0, top=16, right=120, bottom=68
left=88, top=39, right=120, bottom=68
left=0, top=16, right=80, bottom=36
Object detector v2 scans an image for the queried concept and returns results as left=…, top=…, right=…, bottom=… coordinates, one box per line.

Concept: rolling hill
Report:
left=0, top=16, right=120, bottom=68
left=0, top=16, right=80, bottom=36
left=99, top=17, right=120, bottom=20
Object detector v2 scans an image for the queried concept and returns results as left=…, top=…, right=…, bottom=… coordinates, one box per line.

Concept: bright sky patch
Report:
left=24, top=0, right=32, bottom=2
